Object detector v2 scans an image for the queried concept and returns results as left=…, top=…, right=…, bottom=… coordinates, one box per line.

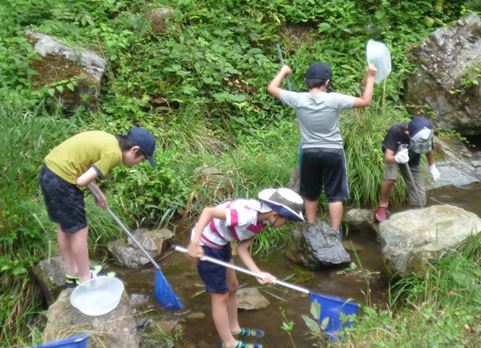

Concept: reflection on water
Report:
left=114, top=182, right=481, bottom=347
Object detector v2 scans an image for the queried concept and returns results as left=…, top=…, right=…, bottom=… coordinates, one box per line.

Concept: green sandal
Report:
left=233, top=327, right=265, bottom=338
left=65, top=265, right=116, bottom=286
left=221, top=341, right=263, bottom=348
left=65, top=273, right=79, bottom=288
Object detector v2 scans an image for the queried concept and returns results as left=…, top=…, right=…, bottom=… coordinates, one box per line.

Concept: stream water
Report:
left=113, top=182, right=481, bottom=348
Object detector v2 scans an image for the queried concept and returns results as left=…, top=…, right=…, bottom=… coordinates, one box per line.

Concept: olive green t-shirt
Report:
left=45, top=131, right=122, bottom=184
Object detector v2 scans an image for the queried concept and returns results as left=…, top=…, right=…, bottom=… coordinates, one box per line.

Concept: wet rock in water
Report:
left=237, top=288, right=270, bottom=310
left=379, top=204, right=481, bottom=275
left=128, top=228, right=174, bottom=253
left=186, top=312, right=206, bottom=320
left=129, top=293, right=151, bottom=308
left=108, top=228, right=174, bottom=269
left=136, top=317, right=151, bottom=329
left=286, top=221, right=351, bottom=270
left=42, top=289, right=139, bottom=347
left=344, top=208, right=378, bottom=233
left=108, top=239, right=152, bottom=269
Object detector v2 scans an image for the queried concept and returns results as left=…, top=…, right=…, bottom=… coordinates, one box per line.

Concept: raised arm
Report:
left=268, top=65, right=293, bottom=99
left=352, top=64, right=377, bottom=108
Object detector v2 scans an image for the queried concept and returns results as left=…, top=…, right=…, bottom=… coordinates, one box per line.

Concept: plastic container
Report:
left=366, top=39, right=392, bottom=83
left=310, top=293, right=360, bottom=341
left=37, top=334, right=90, bottom=348
left=70, top=276, right=124, bottom=316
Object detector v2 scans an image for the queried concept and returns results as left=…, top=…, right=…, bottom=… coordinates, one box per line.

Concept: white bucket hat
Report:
left=258, top=188, right=304, bottom=222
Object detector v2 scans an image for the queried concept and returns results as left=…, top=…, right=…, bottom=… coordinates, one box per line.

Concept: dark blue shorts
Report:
left=300, top=148, right=350, bottom=202
left=40, top=165, right=87, bottom=233
left=197, top=243, right=232, bottom=294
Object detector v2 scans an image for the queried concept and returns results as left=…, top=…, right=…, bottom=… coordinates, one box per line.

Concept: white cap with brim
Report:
left=258, top=188, right=304, bottom=222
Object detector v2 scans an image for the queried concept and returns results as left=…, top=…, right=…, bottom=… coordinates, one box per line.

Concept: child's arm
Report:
left=268, top=65, right=293, bottom=99
left=352, top=64, right=377, bottom=108
left=186, top=207, right=227, bottom=262
left=76, top=168, right=107, bottom=209
left=237, top=239, right=277, bottom=285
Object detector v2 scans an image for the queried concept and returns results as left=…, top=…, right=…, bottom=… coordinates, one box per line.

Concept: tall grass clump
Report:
left=342, top=101, right=410, bottom=208
left=0, top=105, right=76, bottom=345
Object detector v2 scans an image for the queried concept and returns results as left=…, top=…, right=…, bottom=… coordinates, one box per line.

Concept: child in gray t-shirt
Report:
left=268, top=61, right=376, bottom=237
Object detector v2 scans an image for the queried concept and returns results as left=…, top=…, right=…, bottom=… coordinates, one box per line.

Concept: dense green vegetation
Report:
left=1, top=0, right=480, bottom=346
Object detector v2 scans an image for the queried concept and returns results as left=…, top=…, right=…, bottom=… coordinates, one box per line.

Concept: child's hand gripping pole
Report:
left=276, top=42, right=292, bottom=91
left=174, top=245, right=309, bottom=295
left=88, top=185, right=161, bottom=271
left=87, top=182, right=108, bottom=209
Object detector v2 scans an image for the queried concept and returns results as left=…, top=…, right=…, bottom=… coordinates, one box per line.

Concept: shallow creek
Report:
left=113, top=182, right=481, bottom=347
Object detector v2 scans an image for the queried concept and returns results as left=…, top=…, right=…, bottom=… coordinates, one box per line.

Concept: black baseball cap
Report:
left=305, top=62, right=332, bottom=81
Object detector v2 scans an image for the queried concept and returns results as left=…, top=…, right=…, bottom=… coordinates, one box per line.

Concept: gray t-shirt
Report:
left=280, top=90, right=355, bottom=149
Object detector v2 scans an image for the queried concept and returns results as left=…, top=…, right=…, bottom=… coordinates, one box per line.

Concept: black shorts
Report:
left=40, top=165, right=87, bottom=233
left=299, top=148, right=349, bottom=202
left=197, top=243, right=232, bottom=294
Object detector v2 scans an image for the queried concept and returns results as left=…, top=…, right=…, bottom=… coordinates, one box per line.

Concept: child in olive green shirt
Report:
left=40, top=127, right=156, bottom=285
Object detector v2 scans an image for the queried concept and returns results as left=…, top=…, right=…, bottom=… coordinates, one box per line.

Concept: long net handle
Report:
left=403, top=163, right=424, bottom=208
left=275, top=42, right=292, bottom=91
left=174, top=245, right=310, bottom=295
left=107, top=208, right=161, bottom=271
left=88, top=186, right=161, bottom=271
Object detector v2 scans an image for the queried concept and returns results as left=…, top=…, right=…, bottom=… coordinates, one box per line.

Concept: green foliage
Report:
left=345, top=234, right=481, bottom=346
left=342, top=103, right=410, bottom=208
left=1, top=0, right=480, bottom=345
left=280, top=307, right=297, bottom=348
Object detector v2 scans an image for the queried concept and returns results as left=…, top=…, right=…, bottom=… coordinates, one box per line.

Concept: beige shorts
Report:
left=383, top=162, right=426, bottom=206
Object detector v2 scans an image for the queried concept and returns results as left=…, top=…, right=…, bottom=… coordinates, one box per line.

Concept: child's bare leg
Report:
left=304, top=199, right=318, bottom=224
left=68, top=226, right=90, bottom=283
left=328, top=201, right=343, bottom=232
left=57, top=225, right=78, bottom=275
left=226, top=267, right=241, bottom=333
left=211, top=292, right=237, bottom=348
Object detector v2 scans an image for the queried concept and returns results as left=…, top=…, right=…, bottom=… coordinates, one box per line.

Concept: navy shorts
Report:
left=197, top=243, right=232, bottom=294
left=300, top=148, right=350, bottom=202
left=40, top=165, right=87, bottom=233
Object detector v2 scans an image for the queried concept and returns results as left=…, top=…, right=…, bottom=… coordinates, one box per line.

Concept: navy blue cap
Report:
left=305, top=62, right=332, bottom=81
left=126, top=127, right=157, bottom=168
left=408, top=116, right=433, bottom=137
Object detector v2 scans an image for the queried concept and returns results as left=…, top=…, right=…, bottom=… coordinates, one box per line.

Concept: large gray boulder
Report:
left=25, top=31, right=106, bottom=114
left=405, top=14, right=481, bottom=135
left=379, top=204, right=481, bottom=275
left=286, top=221, right=351, bottom=269
left=430, top=137, right=481, bottom=189
left=42, top=288, right=139, bottom=347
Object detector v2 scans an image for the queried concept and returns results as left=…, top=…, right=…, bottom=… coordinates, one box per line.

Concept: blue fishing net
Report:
left=154, top=270, right=183, bottom=309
